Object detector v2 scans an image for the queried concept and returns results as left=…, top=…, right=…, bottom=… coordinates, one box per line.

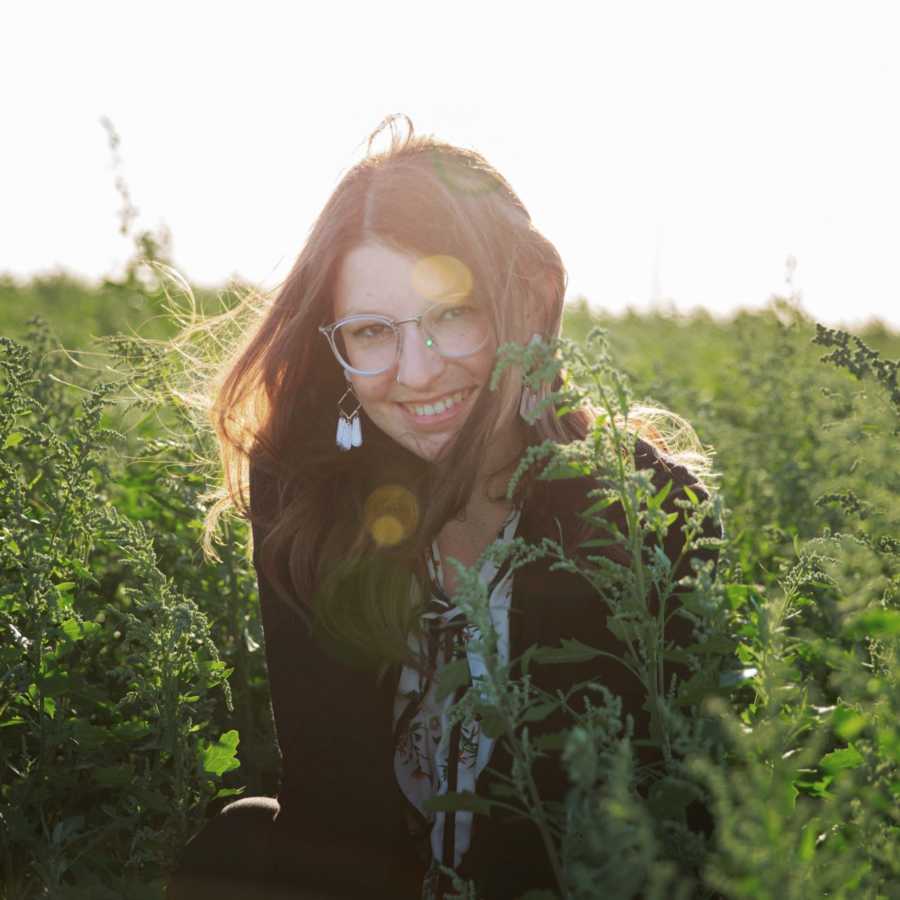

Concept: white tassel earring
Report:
left=335, top=382, right=363, bottom=451
left=519, top=333, right=544, bottom=424
left=519, top=382, right=538, bottom=423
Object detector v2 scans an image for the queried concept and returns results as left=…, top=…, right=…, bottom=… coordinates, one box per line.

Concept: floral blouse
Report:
left=393, top=509, right=521, bottom=894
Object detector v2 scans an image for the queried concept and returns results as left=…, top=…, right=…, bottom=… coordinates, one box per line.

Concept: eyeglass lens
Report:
left=333, top=302, right=490, bottom=374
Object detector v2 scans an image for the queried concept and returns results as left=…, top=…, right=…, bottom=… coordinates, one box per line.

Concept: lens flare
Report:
left=364, top=485, right=419, bottom=547
left=411, top=255, right=473, bottom=304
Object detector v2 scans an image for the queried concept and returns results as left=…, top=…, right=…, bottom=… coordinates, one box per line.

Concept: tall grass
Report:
left=1, top=267, right=897, bottom=897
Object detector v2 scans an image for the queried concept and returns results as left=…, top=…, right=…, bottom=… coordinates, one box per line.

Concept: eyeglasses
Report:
left=318, top=300, right=492, bottom=376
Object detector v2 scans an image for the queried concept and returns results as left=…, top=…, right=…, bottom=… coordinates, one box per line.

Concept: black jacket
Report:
left=249, top=440, right=720, bottom=899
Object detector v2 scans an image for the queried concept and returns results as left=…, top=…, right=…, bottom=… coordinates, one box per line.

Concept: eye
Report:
left=438, top=303, right=479, bottom=321
left=349, top=321, right=391, bottom=340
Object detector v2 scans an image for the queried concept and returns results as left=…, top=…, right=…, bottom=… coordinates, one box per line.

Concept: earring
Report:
left=336, top=383, right=363, bottom=451
left=519, top=333, right=544, bottom=424
left=519, top=383, right=538, bottom=423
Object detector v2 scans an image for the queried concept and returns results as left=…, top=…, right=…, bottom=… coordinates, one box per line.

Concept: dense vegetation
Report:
left=1, top=259, right=897, bottom=899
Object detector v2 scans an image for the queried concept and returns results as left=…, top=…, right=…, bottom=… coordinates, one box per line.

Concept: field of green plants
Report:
left=1, top=245, right=898, bottom=899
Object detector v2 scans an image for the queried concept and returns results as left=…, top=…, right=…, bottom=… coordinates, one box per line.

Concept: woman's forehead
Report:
left=333, top=243, right=474, bottom=318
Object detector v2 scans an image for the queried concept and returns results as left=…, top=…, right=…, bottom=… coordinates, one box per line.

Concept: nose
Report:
left=394, top=321, right=445, bottom=389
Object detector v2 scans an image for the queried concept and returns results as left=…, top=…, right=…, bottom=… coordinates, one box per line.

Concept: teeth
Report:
left=406, top=390, right=468, bottom=417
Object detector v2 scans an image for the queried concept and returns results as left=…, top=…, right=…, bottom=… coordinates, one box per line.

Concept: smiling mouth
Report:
left=400, top=388, right=474, bottom=418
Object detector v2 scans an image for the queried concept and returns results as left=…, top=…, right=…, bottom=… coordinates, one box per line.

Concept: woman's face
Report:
left=332, top=241, right=517, bottom=463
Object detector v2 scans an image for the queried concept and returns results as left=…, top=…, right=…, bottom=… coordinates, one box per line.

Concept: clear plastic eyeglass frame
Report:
left=318, top=302, right=491, bottom=376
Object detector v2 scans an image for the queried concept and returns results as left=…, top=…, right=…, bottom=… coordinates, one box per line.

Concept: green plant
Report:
left=425, top=328, right=898, bottom=899
left=2, top=269, right=897, bottom=898
left=0, top=323, right=242, bottom=899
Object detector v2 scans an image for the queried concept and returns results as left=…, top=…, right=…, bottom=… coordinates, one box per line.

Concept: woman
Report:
left=167, top=116, right=718, bottom=900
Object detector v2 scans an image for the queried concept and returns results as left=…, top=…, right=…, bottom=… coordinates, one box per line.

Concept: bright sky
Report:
left=2, top=1, right=899, bottom=328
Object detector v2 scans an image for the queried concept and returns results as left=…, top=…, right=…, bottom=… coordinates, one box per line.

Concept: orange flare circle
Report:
left=411, top=255, right=473, bottom=303
left=364, top=485, right=419, bottom=547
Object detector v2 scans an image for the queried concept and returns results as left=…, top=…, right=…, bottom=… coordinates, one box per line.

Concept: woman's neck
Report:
left=431, top=416, right=527, bottom=594
left=435, top=459, right=519, bottom=596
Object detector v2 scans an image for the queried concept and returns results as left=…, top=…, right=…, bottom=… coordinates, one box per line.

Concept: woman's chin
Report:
left=397, top=432, right=453, bottom=463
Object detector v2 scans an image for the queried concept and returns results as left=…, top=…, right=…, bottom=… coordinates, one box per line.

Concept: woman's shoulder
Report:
left=633, top=436, right=711, bottom=498
left=518, top=435, right=719, bottom=560
left=525, top=436, right=709, bottom=515
left=248, top=457, right=287, bottom=519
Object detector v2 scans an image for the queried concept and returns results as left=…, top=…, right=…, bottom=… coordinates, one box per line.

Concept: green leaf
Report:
left=59, top=618, right=100, bottom=642
left=3, top=432, right=24, bottom=449
left=532, top=731, right=568, bottom=751
left=542, top=461, right=591, bottom=480
left=0, top=717, right=25, bottom=728
left=684, top=635, right=738, bottom=655
left=214, top=787, right=247, bottom=800
left=435, top=657, right=471, bottom=702
left=530, top=639, right=603, bottom=665
left=518, top=644, right=537, bottom=677
left=38, top=673, right=71, bottom=697
left=784, top=782, right=799, bottom=810
left=832, top=707, right=867, bottom=741
left=112, top=720, right=151, bottom=741
left=724, top=584, right=753, bottom=611
left=606, top=618, right=634, bottom=645
left=581, top=495, right=618, bottom=517
left=647, top=777, right=696, bottom=820
left=820, top=745, right=864, bottom=774
left=67, top=719, right=112, bottom=748
left=647, top=479, right=673, bottom=511
left=877, top=727, right=899, bottom=763
left=60, top=618, right=82, bottom=641
left=683, top=485, right=699, bottom=506
left=675, top=670, right=720, bottom=706
left=521, top=701, right=558, bottom=723
left=846, top=609, right=900, bottom=638
left=423, top=791, right=492, bottom=816
left=202, top=729, right=241, bottom=776
left=795, top=775, right=834, bottom=799
left=477, top=710, right=506, bottom=740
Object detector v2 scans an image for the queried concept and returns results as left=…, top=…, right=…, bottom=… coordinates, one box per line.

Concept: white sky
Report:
left=2, top=1, right=899, bottom=328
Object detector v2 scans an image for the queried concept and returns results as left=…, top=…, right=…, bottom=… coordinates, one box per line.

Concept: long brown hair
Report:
left=197, top=116, right=594, bottom=669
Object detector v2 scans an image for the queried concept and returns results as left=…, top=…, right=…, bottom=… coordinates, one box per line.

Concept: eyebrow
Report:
left=334, top=308, right=394, bottom=320
left=335, top=293, right=476, bottom=320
